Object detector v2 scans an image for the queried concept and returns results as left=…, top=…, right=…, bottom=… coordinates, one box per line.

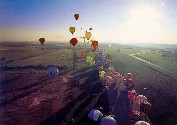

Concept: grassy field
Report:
left=104, top=45, right=177, bottom=125
left=0, top=42, right=177, bottom=125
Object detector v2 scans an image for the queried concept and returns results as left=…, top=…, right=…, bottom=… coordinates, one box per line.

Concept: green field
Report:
left=104, top=45, right=177, bottom=125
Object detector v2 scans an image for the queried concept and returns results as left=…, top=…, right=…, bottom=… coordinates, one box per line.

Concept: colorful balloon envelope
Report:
left=85, top=31, right=92, bottom=40
left=39, top=38, right=45, bottom=45
left=92, top=40, right=98, bottom=48
left=69, top=27, right=76, bottom=35
left=99, top=70, right=105, bottom=77
left=74, top=14, right=79, bottom=20
left=70, top=38, right=78, bottom=46
left=79, top=52, right=84, bottom=57
left=47, top=67, right=59, bottom=79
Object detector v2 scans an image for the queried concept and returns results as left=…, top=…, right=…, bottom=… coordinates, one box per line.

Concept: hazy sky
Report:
left=0, top=0, right=177, bottom=44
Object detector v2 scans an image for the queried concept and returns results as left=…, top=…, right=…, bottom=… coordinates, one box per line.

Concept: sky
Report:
left=0, top=0, right=177, bottom=44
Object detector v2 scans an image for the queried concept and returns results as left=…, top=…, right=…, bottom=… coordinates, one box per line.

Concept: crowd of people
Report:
left=85, top=47, right=152, bottom=125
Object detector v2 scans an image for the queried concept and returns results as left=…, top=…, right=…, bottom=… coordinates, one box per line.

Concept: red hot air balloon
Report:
left=74, top=14, right=79, bottom=20
left=80, top=52, right=84, bottom=57
left=39, top=38, right=45, bottom=45
left=92, top=40, right=98, bottom=48
left=70, top=38, right=78, bottom=46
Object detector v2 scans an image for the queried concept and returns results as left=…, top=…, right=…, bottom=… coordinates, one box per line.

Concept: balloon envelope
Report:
left=92, top=40, right=98, bottom=48
left=69, top=27, right=76, bottom=35
left=74, top=14, right=79, bottom=20
left=47, top=67, right=59, bottom=79
left=99, top=71, right=105, bottom=77
left=85, top=31, right=92, bottom=40
left=100, top=116, right=117, bottom=125
left=39, top=38, right=45, bottom=45
left=80, top=52, right=84, bottom=57
left=70, top=38, right=78, bottom=46
left=88, top=109, right=103, bottom=121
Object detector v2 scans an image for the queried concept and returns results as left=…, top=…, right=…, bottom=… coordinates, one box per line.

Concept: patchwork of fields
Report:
left=0, top=42, right=177, bottom=125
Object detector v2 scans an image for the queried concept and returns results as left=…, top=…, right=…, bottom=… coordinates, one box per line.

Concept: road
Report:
left=122, top=52, right=177, bottom=78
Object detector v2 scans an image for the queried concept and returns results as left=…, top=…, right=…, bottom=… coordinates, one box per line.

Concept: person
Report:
left=100, top=115, right=117, bottom=125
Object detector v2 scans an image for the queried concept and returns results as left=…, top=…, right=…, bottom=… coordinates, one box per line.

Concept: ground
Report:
left=0, top=42, right=177, bottom=125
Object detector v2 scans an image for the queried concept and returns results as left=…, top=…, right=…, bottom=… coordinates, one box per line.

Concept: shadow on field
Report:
left=40, top=67, right=106, bottom=125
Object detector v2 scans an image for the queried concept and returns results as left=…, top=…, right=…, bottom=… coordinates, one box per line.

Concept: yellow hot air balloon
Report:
left=85, top=31, right=92, bottom=40
left=99, top=71, right=105, bottom=77
left=69, top=27, right=76, bottom=35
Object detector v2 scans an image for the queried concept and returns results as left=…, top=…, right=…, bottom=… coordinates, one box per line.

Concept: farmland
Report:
left=0, top=42, right=177, bottom=125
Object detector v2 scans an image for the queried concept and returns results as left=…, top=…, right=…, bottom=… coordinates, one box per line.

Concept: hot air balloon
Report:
left=47, top=67, right=59, bottom=79
left=74, top=14, right=79, bottom=20
left=99, top=70, right=105, bottom=77
left=85, top=31, right=92, bottom=40
left=92, top=40, right=98, bottom=48
left=70, top=38, right=78, bottom=46
left=69, top=27, right=76, bottom=35
left=88, top=109, right=103, bottom=121
left=39, top=38, right=45, bottom=45
left=86, top=55, right=93, bottom=64
left=100, top=116, right=117, bottom=125
left=79, top=52, right=84, bottom=57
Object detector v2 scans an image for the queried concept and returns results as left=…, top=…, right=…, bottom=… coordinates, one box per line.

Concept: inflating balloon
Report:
left=85, top=31, right=92, bottom=40
left=70, top=38, right=78, bottom=46
left=39, top=38, right=45, bottom=45
left=80, top=52, right=84, bottom=57
left=47, top=67, right=59, bottom=79
left=88, top=109, right=103, bottom=121
left=100, top=116, right=117, bottom=125
left=99, top=70, right=105, bottom=77
left=86, top=55, right=93, bottom=64
left=74, top=14, right=79, bottom=20
left=69, top=27, right=76, bottom=35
